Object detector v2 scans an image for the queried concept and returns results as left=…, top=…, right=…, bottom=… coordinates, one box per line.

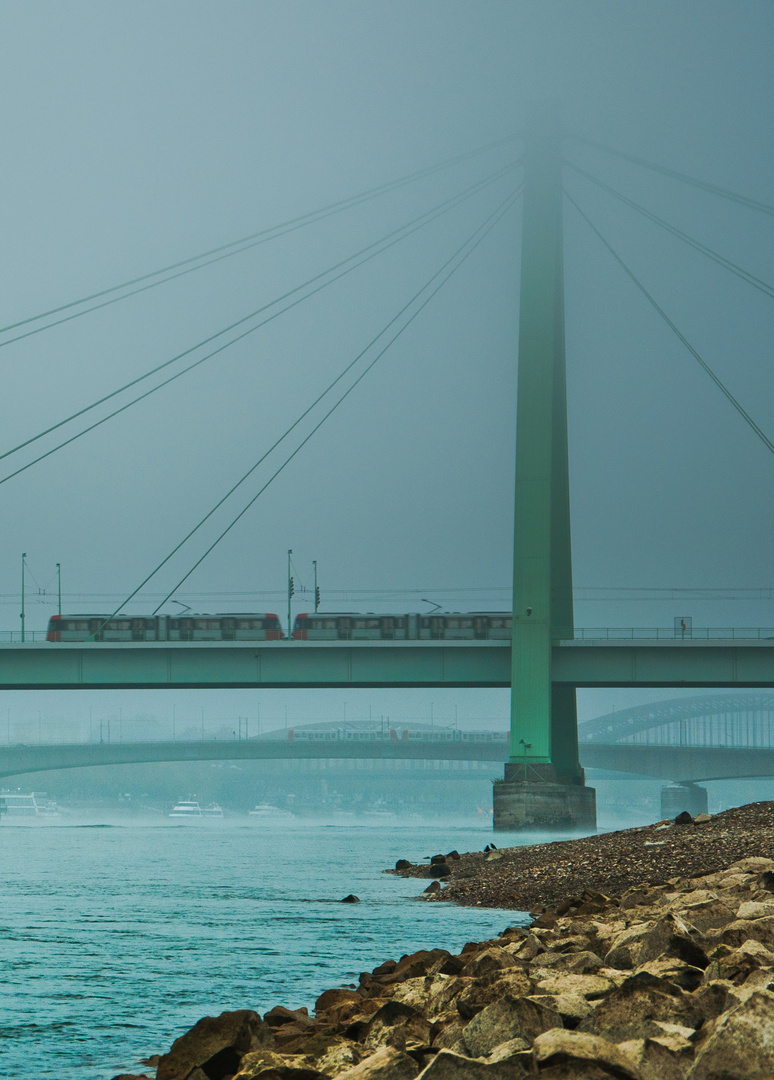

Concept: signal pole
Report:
left=287, top=549, right=294, bottom=639
left=313, top=560, right=319, bottom=613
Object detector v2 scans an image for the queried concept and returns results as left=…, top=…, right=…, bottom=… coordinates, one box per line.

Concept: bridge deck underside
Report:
left=2, top=640, right=774, bottom=689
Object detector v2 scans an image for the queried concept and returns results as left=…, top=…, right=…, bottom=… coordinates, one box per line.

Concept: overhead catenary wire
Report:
left=0, top=131, right=522, bottom=347
left=96, top=186, right=521, bottom=630
left=0, top=160, right=522, bottom=487
left=565, top=160, right=774, bottom=300
left=564, top=188, right=774, bottom=457
left=570, top=133, right=774, bottom=218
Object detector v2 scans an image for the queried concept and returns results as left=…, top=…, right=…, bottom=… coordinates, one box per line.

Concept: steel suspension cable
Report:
left=0, top=132, right=522, bottom=347
left=0, top=160, right=521, bottom=486
left=564, top=189, right=774, bottom=456
left=569, top=133, right=774, bottom=217
left=565, top=160, right=774, bottom=300
left=99, top=187, right=521, bottom=629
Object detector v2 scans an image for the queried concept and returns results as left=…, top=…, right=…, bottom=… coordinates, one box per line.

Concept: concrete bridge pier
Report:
left=660, top=781, right=709, bottom=820
left=493, top=763, right=597, bottom=832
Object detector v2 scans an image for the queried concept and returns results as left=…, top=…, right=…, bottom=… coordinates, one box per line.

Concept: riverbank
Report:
left=391, top=801, right=774, bottom=911
left=121, top=802, right=774, bottom=1079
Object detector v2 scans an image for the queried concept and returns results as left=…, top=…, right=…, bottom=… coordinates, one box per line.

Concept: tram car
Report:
left=46, top=613, right=283, bottom=642
left=292, top=612, right=512, bottom=640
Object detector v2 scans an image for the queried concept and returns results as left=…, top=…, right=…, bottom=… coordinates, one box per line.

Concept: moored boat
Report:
left=169, top=799, right=224, bottom=820
left=0, top=792, right=61, bottom=821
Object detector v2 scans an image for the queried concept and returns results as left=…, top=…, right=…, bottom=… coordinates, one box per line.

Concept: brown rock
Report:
left=688, top=989, right=774, bottom=1079
left=336, top=1046, right=419, bottom=1080
left=414, top=1048, right=528, bottom=1078
left=578, top=972, right=700, bottom=1042
left=264, top=1006, right=312, bottom=1029
left=463, top=994, right=560, bottom=1057
left=363, top=1000, right=432, bottom=1051
left=637, top=913, right=709, bottom=969
left=455, top=972, right=532, bottom=1021
left=156, top=1009, right=273, bottom=1080
left=532, top=1029, right=641, bottom=1080
left=315, top=988, right=360, bottom=1014
left=461, top=947, right=517, bottom=978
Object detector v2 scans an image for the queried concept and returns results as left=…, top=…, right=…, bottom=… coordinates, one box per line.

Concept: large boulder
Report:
left=532, top=1029, right=641, bottom=1080
left=156, top=1010, right=274, bottom=1080
left=362, top=1000, right=432, bottom=1050
left=463, top=994, right=560, bottom=1057
left=578, top=972, right=701, bottom=1042
left=637, top=913, right=709, bottom=970
left=335, top=1046, right=419, bottom=1080
left=688, top=989, right=774, bottom=1079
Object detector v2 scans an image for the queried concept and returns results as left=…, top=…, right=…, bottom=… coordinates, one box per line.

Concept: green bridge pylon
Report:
left=495, top=106, right=595, bottom=829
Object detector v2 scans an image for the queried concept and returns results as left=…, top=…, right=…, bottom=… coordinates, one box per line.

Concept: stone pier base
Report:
left=493, top=764, right=597, bottom=832
left=660, top=782, right=708, bottom=819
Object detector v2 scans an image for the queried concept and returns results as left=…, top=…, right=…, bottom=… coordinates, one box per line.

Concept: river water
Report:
left=1, top=818, right=530, bottom=1079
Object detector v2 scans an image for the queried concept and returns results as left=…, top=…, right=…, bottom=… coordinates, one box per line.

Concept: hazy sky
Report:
left=1, top=2, right=773, bottom=733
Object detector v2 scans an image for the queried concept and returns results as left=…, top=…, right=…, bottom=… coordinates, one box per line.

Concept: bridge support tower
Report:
left=493, top=106, right=596, bottom=831
left=660, top=782, right=708, bottom=820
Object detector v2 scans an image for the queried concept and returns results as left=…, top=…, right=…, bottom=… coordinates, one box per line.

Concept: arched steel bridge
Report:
left=6, top=697, right=774, bottom=784
left=578, top=693, right=774, bottom=782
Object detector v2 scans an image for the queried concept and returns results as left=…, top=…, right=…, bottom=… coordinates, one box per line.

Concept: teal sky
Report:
left=1, top=2, right=773, bottom=731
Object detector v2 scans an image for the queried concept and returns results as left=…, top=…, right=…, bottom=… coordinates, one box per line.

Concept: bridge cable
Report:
left=569, top=133, right=774, bottom=217
left=149, top=188, right=521, bottom=619
left=565, top=160, right=774, bottom=300
left=564, top=189, right=774, bottom=457
left=95, top=186, right=521, bottom=631
left=0, top=161, right=521, bottom=488
left=0, top=132, right=522, bottom=348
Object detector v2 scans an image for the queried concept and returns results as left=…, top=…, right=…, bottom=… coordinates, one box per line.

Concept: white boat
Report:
left=0, top=792, right=61, bottom=820
left=248, top=803, right=293, bottom=820
left=169, top=799, right=224, bottom=820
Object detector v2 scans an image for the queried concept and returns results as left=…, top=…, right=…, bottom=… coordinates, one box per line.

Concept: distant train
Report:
left=291, top=612, right=512, bottom=640
left=46, top=613, right=283, bottom=642
left=45, top=610, right=513, bottom=642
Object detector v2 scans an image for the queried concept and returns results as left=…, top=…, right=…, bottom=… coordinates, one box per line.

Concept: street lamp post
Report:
left=20, top=553, right=26, bottom=642
left=56, top=563, right=61, bottom=617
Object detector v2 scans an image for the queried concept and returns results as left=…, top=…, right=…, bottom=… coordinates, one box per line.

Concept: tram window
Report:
left=447, top=618, right=459, bottom=628
left=353, top=619, right=366, bottom=629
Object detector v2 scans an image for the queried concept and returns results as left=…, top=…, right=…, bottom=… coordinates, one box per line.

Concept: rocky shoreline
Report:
left=390, top=801, right=774, bottom=912
left=116, top=802, right=774, bottom=1080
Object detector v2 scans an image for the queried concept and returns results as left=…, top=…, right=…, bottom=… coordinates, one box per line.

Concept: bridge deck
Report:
left=2, top=638, right=774, bottom=689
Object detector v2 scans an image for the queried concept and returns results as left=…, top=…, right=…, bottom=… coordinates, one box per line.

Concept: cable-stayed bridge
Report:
left=3, top=108, right=774, bottom=827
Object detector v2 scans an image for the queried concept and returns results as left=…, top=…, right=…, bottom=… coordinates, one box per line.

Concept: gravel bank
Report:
left=389, top=802, right=774, bottom=912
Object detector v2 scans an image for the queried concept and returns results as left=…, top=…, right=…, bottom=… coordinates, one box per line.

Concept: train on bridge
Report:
left=45, top=611, right=513, bottom=642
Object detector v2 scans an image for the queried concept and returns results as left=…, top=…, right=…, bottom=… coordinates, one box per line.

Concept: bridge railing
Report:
left=567, top=628, right=774, bottom=641
left=0, top=631, right=50, bottom=642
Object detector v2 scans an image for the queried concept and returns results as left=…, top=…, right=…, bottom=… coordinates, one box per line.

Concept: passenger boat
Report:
left=247, top=803, right=293, bottom=820
left=168, top=799, right=224, bottom=820
left=0, top=792, right=61, bottom=820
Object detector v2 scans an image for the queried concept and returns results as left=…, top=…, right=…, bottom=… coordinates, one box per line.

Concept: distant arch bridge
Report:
left=4, top=697, right=774, bottom=783
left=579, top=693, right=774, bottom=782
